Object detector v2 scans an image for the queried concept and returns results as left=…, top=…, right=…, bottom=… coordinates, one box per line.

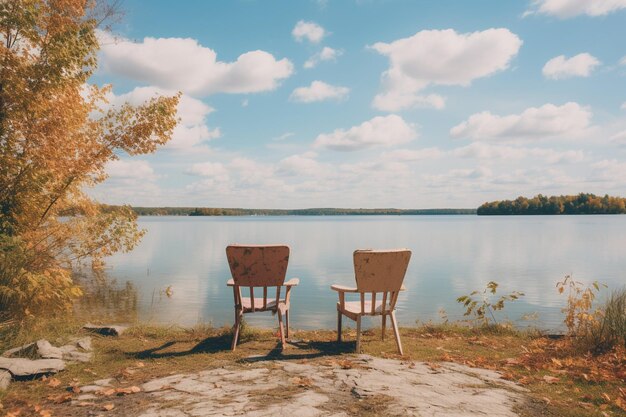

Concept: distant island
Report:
left=128, top=207, right=477, bottom=216
left=477, top=193, right=626, bottom=215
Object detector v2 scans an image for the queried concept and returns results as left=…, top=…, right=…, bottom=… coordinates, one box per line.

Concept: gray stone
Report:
left=3, top=339, right=63, bottom=360
left=93, top=378, right=113, bottom=386
left=83, top=323, right=128, bottom=336
left=0, top=369, right=11, bottom=390
left=0, top=357, right=65, bottom=377
left=80, top=385, right=105, bottom=393
left=74, top=337, right=92, bottom=351
left=59, top=345, right=92, bottom=363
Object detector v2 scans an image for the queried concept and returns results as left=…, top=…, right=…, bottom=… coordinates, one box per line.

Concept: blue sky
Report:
left=90, top=0, right=626, bottom=208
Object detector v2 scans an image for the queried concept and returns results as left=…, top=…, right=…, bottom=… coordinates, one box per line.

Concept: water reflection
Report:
left=79, top=216, right=626, bottom=331
left=73, top=270, right=138, bottom=323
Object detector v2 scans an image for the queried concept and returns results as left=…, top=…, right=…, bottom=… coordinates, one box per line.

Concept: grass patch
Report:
left=0, top=322, right=624, bottom=416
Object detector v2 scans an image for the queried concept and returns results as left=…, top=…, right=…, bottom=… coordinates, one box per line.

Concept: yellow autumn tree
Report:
left=0, top=0, right=179, bottom=320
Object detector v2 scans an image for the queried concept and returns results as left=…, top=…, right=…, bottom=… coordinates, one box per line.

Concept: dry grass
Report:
left=0, top=322, right=624, bottom=416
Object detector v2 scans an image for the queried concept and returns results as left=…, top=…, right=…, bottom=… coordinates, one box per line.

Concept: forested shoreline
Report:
left=477, top=193, right=626, bottom=215
left=128, top=207, right=477, bottom=216
left=121, top=193, right=626, bottom=216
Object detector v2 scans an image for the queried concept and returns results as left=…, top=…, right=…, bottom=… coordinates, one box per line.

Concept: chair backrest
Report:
left=353, top=249, right=411, bottom=293
left=226, top=245, right=289, bottom=287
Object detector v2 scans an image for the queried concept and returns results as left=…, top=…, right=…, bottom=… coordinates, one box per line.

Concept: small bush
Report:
left=590, top=288, right=626, bottom=353
left=456, top=281, right=524, bottom=327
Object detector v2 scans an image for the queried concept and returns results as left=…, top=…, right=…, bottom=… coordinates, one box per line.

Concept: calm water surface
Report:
left=87, top=215, right=626, bottom=331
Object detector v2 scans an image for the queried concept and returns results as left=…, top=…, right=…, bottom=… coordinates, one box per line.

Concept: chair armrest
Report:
left=284, top=278, right=300, bottom=287
left=400, top=284, right=407, bottom=291
left=331, top=284, right=358, bottom=293
left=226, top=279, right=235, bottom=286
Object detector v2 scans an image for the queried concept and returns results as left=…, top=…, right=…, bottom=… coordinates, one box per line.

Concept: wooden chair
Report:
left=226, top=244, right=299, bottom=351
left=331, top=249, right=411, bottom=355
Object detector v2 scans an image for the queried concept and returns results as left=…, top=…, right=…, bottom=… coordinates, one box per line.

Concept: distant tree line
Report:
left=477, top=193, right=626, bottom=215
left=128, top=207, right=477, bottom=216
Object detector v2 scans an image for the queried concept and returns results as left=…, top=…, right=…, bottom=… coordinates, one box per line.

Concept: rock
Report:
left=59, top=347, right=92, bottom=363
left=0, top=369, right=11, bottom=390
left=83, top=324, right=128, bottom=336
left=74, top=337, right=92, bottom=351
left=0, top=357, right=65, bottom=377
left=93, top=378, right=114, bottom=387
left=3, top=339, right=63, bottom=360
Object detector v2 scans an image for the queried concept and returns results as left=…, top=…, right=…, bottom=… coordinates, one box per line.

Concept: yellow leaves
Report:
left=0, top=0, right=178, bottom=321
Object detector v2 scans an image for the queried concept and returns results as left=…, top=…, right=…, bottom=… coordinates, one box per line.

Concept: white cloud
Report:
left=106, top=159, right=156, bottom=180
left=590, top=159, right=626, bottom=182
left=526, top=0, right=626, bottom=18
left=382, top=148, right=443, bottom=161
left=621, top=102, right=626, bottom=110
left=97, top=30, right=293, bottom=95
left=279, top=152, right=329, bottom=177
left=314, top=114, right=417, bottom=151
left=241, top=99, right=249, bottom=107
left=450, top=102, right=593, bottom=141
left=542, top=53, right=600, bottom=79
left=452, top=142, right=584, bottom=163
left=272, top=132, right=295, bottom=141
left=185, top=162, right=229, bottom=178
left=610, top=129, right=626, bottom=144
left=304, top=46, right=342, bottom=68
left=371, top=28, right=522, bottom=111
left=620, top=56, right=626, bottom=66
left=107, top=86, right=220, bottom=150
left=290, top=81, right=349, bottom=103
left=292, top=20, right=326, bottom=44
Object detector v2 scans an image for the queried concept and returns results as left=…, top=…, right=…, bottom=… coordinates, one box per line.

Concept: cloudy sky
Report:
left=90, top=0, right=626, bottom=209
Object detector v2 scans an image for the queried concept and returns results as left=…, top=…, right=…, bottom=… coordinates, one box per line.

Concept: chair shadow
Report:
left=127, top=333, right=355, bottom=361
left=240, top=339, right=355, bottom=363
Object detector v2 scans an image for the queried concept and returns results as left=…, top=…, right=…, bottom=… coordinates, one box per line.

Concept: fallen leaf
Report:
left=46, top=378, right=61, bottom=388
left=98, top=388, right=116, bottom=396
left=289, top=376, right=313, bottom=388
left=76, top=402, right=96, bottom=407
left=115, top=386, right=141, bottom=395
left=102, top=403, right=115, bottom=411
left=542, top=375, right=559, bottom=384
left=47, top=393, right=72, bottom=404
left=337, top=359, right=353, bottom=369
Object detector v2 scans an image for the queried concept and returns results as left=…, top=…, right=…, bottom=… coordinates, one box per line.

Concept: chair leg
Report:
left=231, top=310, right=242, bottom=351
left=382, top=314, right=387, bottom=341
left=277, top=309, right=286, bottom=350
left=285, top=309, right=289, bottom=339
left=355, top=316, right=362, bottom=353
left=390, top=310, right=403, bottom=355
left=337, top=310, right=342, bottom=342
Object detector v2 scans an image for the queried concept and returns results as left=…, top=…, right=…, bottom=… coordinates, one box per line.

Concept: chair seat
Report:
left=338, top=300, right=392, bottom=317
left=241, top=297, right=286, bottom=311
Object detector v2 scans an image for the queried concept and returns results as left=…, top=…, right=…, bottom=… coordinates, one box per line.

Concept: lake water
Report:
left=84, top=215, right=626, bottom=332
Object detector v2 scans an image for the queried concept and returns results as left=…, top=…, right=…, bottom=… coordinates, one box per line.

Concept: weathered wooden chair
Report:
left=226, top=244, right=299, bottom=351
left=331, top=249, right=411, bottom=355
